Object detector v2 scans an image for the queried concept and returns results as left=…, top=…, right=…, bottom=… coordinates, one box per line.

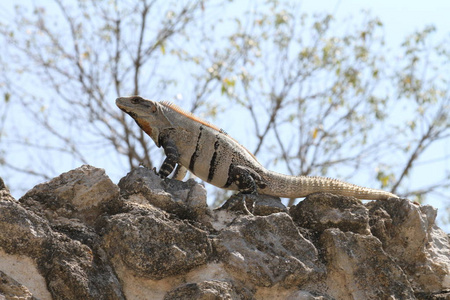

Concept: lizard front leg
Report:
left=227, top=164, right=267, bottom=194
left=172, top=165, right=188, bottom=180
left=158, top=135, right=179, bottom=178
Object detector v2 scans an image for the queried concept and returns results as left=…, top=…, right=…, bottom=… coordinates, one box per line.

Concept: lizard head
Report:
left=116, top=96, right=171, bottom=146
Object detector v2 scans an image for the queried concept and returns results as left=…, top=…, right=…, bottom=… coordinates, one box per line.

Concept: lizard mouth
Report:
left=116, top=98, right=140, bottom=121
left=116, top=97, right=129, bottom=112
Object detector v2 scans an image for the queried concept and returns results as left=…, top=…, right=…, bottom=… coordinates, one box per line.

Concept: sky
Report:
left=304, top=0, right=450, bottom=230
left=219, top=0, right=450, bottom=229
left=1, top=0, right=449, bottom=229
left=306, top=0, right=450, bottom=44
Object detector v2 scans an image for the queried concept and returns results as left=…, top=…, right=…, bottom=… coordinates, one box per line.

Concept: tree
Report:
left=214, top=4, right=450, bottom=206
left=392, top=26, right=450, bottom=199
left=0, top=1, right=448, bottom=218
left=0, top=0, right=232, bottom=188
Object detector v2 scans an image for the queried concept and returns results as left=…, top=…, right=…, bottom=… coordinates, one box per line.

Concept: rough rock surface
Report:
left=290, top=193, right=370, bottom=235
left=163, top=280, right=253, bottom=300
left=0, top=165, right=449, bottom=300
left=101, top=203, right=212, bottom=280
left=215, top=212, right=324, bottom=288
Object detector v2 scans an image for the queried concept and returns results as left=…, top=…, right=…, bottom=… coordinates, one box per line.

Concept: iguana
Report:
left=116, top=96, right=398, bottom=200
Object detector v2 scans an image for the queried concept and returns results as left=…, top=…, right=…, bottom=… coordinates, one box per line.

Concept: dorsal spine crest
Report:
left=160, top=101, right=256, bottom=160
left=160, top=101, right=222, bottom=132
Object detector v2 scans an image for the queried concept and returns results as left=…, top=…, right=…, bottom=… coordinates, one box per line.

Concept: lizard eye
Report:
left=131, top=97, right=141, bottom=104
left=151, top=105, right=157, bottom=113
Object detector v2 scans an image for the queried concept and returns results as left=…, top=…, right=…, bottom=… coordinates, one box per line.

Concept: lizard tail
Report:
left=260, top=171, right=397, bottom=200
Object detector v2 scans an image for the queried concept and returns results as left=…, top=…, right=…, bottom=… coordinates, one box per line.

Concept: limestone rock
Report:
left=290, top=193, right=370, bottom=235
left=1, top=166, right=450, bottom=300
left=164, top=280, right=253, bottom=300
left=250, top=195, right=288, bottom=216
left=286, top=290, right=331, bottom=300
left=0, top=178, right=14, bottom=202
left=0, top=173, right=124, bottom=300
left=0, top=270, right=37, bottom=300
left=215, top=212, right=324, bottom=288
left=218, top=193, right=288, bottom=216
left=321, top=228, right=415, bottom=299
left=118, top=167, right=208, bottom=219
left=368, top=198, right=450, bottom=293
left=20, top=165, right=119, bottom=226
left=101, top=203, right=212, bottom=280
left=0, top=194, right=52, bottom=300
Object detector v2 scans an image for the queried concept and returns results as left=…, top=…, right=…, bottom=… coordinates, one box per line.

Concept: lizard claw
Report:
left=152, top=167, right=165, bottom=179
left=155, top=169, right=168, bottom=180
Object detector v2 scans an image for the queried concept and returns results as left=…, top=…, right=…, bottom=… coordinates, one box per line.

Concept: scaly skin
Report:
left=116, top=96, right=398, bottom=200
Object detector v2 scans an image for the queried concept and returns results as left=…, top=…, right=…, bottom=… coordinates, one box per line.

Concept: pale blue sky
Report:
left=300, top=0, right=450, bottom=229
left=305, top=0, right=450, bottom=43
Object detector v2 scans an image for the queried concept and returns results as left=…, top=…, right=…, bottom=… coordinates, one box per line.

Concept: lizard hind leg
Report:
left=228, top=164, right=266, bottom=194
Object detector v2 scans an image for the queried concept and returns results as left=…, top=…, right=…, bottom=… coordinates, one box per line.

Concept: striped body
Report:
left=116, top=96, right=398, bottom=200
left=161, top=117, right=257, bottom=190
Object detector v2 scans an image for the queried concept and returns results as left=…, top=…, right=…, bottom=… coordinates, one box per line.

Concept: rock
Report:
left=1, top=167, right=450, bottom=300
left=101, top=203, right=212, bottom=280
left=0, top=177, right=6, bottom=190
left=0, top=270, right=37, bottom=300
left=20, top=165, right=119, bottom=226
left=251, top=195, right=288, bottom=216
left=286, top=290, right=331, bottom=300
left=0, top=249, right=50, bottom=300
left=321, top=228, right=415, bottom=299
left=290, top=193, right=370, bottom=235
left=215, top=194, right=253, bottom=215
left=368, top=198, right=450, bottom=293
left=0, top=181, right=124, bottom=300
left=218, top=193, right=288, bottom=216
left=0, top=198, right=50, bottom=259
left=118, top=167, right=208, bottom=219
left=215, top=212, right=324, bottom=288
left=164, top=280, right=253, bottom=300
left=416, top=291, right=450, bottom=299
left=0, top=178, right=14, bottom=203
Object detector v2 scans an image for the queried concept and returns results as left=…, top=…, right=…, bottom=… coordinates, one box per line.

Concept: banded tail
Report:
left=260, top=171, right=397, bottom=200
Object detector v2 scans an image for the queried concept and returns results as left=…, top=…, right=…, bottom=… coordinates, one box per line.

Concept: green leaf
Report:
left=275, top=12, right=288, bottom=26
left=312, top=128, right=318, bottom=139
left=4, top=92, right=10, bottom=103
left=376, top=170, right=394, bottom=188
left=223, top=77, right=235, bottom=87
